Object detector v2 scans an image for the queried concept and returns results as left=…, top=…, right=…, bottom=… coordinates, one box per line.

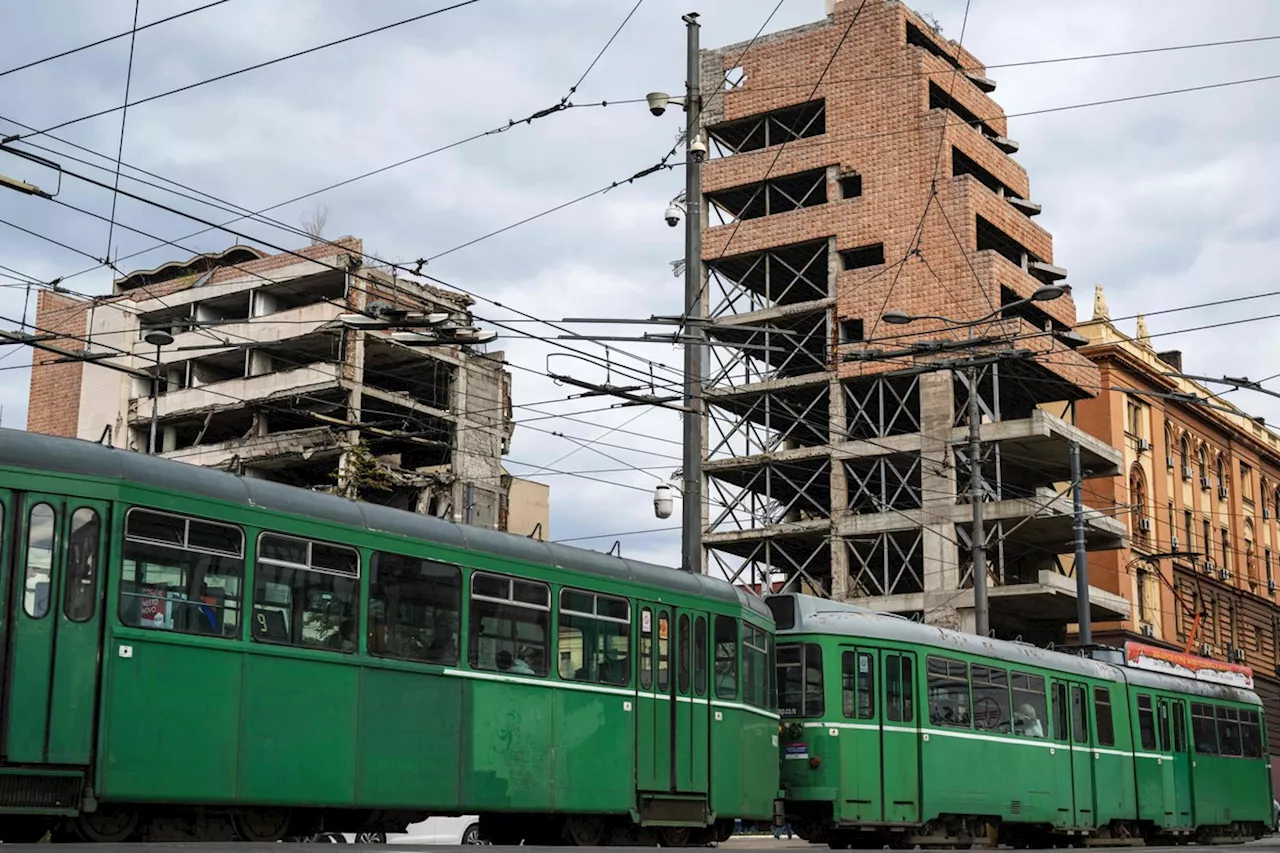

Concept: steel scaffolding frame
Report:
left=707, top=457, right=832, bottom=533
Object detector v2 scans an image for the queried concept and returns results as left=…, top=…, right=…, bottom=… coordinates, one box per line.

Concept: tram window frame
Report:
left=1216, top=705, right=1243, bottom=756
left=694, top=616, right=708, bottom=696
left=23, top=503, right=56, bottom=619
left=926, top=656, right=971, bottom=729
left=367, top=551, right=461, bottom=665
left=779, top=643, right=823, bottom=718
left=1137, top=694, right=1157, bottom=751
left=1172, top=700, right=1188, bottom=753
left=469, top=572, right=551, bottom=677
left=714, top=616, right=738, bottom=700
left=678, top=614, right=692, bottom=693
left=742, top=622, right=770, bottom=709
left=886, top=655, right=915, bottom=723
left=1241, top=709, right=1263, bottom=758
left=1011, top=672, right=1047, bottom=738
left=1157, top=699, right=1172, bottom=751
left=557, top=588, right=630, bottom=686
left=1191, top=702, right=1219, bottom=754
left=657, top=613, right=671, bottom=691
left=63, top=507, right=101, bottom=623
left=640, top=607, right=654, bottom=690
left=254, top=532, right=360, bottom=653
left=1070, top=685, right=1089, bottom=744
left=120, top=508, right=244, bottom=639
left=1052, top=683, right=1069, bottom=743
left=841, top=651, right=875, bottom=720
left=970, top=664, right=1012, bottom=733
left=1094, top=687, right=1116, bottom=747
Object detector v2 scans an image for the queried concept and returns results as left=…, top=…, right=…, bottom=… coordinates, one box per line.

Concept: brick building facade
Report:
left=25, top=236, right=548, bottom=537
left=696, top=0, right=1128, bottom=639
left=1076, top=290, right=1280, bottom=782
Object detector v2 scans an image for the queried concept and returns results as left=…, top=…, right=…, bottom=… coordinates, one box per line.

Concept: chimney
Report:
left=1157, top=350, right=1183, bottom=372
left=825, top=0, right=836, bottom=14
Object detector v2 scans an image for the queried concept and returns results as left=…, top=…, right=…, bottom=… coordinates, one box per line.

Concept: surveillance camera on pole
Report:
left=646, top=92, right=672, bottom=117
left=688, top=133, right=708, bottom=163
left=653, top=484, right=674, bottom=519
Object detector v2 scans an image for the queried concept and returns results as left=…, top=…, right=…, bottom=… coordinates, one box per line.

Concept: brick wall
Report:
left=26, top=290, right=89, bottom=438
left=700, top=0, right=1098, bottom=395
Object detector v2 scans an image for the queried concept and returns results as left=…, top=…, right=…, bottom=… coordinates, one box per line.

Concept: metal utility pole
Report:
left=1070, top=440, right=1091, bottom=645
left=143, top=329, right=174, bottom=455
left=680, top=12, right=705, bottom=575
left=966, top=365, right=989, bottom=638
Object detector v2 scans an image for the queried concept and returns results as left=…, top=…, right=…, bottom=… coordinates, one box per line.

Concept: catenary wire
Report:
left=103, top=0, right=142, bottom=263
left=4, top=0, right=485, bottom=143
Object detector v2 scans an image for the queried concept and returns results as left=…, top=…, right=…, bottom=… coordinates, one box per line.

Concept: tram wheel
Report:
left=356, top=831, right=386, bottom=843
left=232, top=809, right=292, bottom=842
left=76, top=808, right=138, bottom=842
left=567, top=816, right=607, bottom=846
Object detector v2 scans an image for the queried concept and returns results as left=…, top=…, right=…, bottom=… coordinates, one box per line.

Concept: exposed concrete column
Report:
left=450, top=349, right=469, bottom=523
left=918, top=371, right=961, bottom=628
left=161, top=425, right=178, bottom=454
left=829, top=374, right=850, bottom=600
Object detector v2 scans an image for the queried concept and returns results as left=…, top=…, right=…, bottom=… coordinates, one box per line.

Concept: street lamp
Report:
left=880, top=285, right=1067, bottom=638
left=143, top=329, right=174, bottom=455
left=645, top=12, right=706, bottom=575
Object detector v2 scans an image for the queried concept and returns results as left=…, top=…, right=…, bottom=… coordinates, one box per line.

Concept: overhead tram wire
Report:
left=3, top=0, right=486, bottom=144
left=0, top=0, right=232, bottom=80
left=5, top=140, right=691, bottom=390
left=104, top=0, right=143, bottom=264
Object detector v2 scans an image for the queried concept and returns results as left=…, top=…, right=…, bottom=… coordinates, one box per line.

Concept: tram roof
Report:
left=771, top=594, right=1261, bottom=704
left=0, top=428, right=770, bottom=620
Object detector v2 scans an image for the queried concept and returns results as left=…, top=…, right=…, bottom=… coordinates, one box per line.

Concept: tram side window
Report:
left=1216, top=706, right=1243, bottom=756
left=1094, top=687, right=1116, bottom=747
left=1137, top=694, right=1157, bottom=751
left=254, top=533, right=358, bottom=652
left=885, top=655, right=914, bottom=722
left=1172, top=701, right=1188, bottom=753
left=120, top=508, right=243, bottom=638
left=927, top=656, right=971, bottom=728
left=24, top=503, right=55, bottom=619
left=842, top=651, right=874, bottom=719
left=714, top=616, right=737, bottom=699
left=1157, top=700, right=1171, bottom=751
left=694, top=616, right=708, bottom=696
left=970, top=665, right=1011, bottom=733
left=367, top=551, right=461, bottom=664
left=1011, top=672, right=1047, bottom=738
left=558, top=589, right=630, bottom=686
left=64, top=508, right=101, bottom=622
left=678, top=614, right=692, bottom=693
left=640, top=608, right=654, bottom=689
left=1191, top=702, right=1219, bottom=754
left=1241, top=710, right=1263, bottom=758
left=778, top=643, right=823, bottom=718
left=742, top=623, right=770, bottom=709
left=1052, top=683, right=1069, bottom=743
left=470, top=573, right=550, bottom=677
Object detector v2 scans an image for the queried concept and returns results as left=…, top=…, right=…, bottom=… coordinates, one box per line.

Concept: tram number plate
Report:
left=784, top=743, right=809, bottom=761
left=642, top=611, right=651, bottom=633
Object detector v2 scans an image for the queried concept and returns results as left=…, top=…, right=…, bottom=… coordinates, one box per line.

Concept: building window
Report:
left=1266, top=547, right=1273, bottom=590
left=1184, top=510, right=1194, bottom=555
left=1130, top=465, right=1148, bottom=544
left=1126, top=400, right=1142, bottom=438
left=1221, top=528, right=1230, bottom=574
left=1217, top=454, right=1228, bottom=497
left=1244, top=520, right=1255, bottom=581
left=1241, top=463, right=1254, bottom=503
left=1180, top=435, right=1191, bottom=475
left=1198, top=445, right=1208, bottom=480
left=1164, top=423, right=1175, bottom=468
left=1203, top=520, right=1213, bottom=565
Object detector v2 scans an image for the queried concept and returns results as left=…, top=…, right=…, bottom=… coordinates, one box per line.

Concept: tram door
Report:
left=3, top=494, right=110, bottom=765
left=1166, top=699, right=1194, bottom=828
left=1067, top=683, right=1097, bottom=828
left=1048, top=681, right=1075, bottom=827
left=880, top=651, right=920, bottom=823
left=635, top=603, right=709, bottom=795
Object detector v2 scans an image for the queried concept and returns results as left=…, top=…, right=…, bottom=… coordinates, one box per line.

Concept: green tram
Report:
left=0, top=428, right=779, bottom=843
left=768, top=594, right=1273, bottom=848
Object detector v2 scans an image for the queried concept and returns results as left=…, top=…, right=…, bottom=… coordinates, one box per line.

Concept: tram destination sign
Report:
left=1124, top=640, right=1253, bottom=689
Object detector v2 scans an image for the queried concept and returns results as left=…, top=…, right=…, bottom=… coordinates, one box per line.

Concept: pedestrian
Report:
left=774, top=821, right=793, bottom=840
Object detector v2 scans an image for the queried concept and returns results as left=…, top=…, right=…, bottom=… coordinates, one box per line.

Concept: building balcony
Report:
left=132, top=362, right=343, bottom=421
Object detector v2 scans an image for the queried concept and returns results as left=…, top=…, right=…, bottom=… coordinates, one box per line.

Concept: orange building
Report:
left=1076, top=285, right=1280, bottom=772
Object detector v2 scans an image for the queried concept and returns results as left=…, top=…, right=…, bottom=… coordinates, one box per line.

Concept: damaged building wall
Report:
left=26, top=236, right=542, bottom=537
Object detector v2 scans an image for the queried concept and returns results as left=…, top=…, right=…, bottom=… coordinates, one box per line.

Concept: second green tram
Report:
left=768, top=594, right=1272, bottom=848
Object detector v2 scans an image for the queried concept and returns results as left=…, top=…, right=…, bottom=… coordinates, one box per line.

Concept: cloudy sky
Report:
left=1, top=0, right=1278, bottom=569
